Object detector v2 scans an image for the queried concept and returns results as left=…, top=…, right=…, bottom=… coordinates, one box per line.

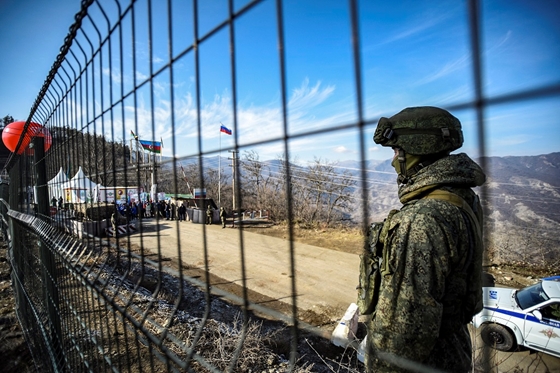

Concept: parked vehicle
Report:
left=472, top=276, right=560, bottom=358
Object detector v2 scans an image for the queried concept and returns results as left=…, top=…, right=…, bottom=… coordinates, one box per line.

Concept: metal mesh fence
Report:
left=1, top=0, right=559, bottom=372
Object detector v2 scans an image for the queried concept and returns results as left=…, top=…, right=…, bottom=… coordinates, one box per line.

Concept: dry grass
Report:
left=61, top=243, right=362, bottom=373
left=243, top=222, right=364, bottom=255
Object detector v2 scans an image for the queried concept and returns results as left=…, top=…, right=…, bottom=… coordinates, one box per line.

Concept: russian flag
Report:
left=220, top=125, right=232, bottom=135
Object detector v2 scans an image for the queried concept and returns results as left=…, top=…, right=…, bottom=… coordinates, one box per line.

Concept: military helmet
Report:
left=373, top=106, right=463, bottom=155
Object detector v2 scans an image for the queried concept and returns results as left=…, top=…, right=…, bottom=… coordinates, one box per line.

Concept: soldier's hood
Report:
left=398, top=153, right=486, bottom=202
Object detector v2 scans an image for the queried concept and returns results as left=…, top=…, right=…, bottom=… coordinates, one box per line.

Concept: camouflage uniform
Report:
left=220, top=207, right=227, bottom=228
left=206, top=205, right=213, bottom=225
left=365, top=107, right=486, bottom=373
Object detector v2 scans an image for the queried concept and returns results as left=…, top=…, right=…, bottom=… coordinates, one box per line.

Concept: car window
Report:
left=515, top=282, right=550, bottom=309
left=541, top=303, right=560, bottom=322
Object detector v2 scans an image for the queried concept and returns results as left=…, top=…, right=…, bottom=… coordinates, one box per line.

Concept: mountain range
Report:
left=169, top=151, right=560, bottom=226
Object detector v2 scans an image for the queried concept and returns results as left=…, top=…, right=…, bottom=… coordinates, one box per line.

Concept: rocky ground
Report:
left=0, top=237, right=33, bottom=372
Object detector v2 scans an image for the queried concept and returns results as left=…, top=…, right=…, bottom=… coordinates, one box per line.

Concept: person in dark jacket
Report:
left=170, top=202, right=176, bottom=220
left=178, top=203, right=186, bottom=222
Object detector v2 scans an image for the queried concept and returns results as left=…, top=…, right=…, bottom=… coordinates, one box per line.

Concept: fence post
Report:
left=7, top=159, right=27, bottom=315
left=33, top=136, right=64, bottom=371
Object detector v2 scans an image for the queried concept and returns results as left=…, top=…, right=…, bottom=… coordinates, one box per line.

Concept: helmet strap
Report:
left=397, top=148, right=409, bottom=184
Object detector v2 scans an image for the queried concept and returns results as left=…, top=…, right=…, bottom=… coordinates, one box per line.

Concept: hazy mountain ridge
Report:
left=482, top=152, right=560, bottom=187
left=483, top=152, right=560, bottom=226
left=166, top=152, right=560, bottom=228
left=339, top=153, right=560, bottom=226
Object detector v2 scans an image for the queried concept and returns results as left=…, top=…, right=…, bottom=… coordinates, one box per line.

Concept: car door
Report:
left=523, top=302, right=560, bottom=357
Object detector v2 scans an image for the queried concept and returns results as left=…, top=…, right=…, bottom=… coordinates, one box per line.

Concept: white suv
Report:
left=472, top=276, right=560, bottom=358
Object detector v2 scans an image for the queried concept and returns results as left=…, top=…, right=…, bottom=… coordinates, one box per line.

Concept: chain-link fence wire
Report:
left=1, top=0, right=559, bottom=372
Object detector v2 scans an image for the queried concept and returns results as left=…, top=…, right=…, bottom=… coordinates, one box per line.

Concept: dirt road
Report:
left=126, top=218, right=360, bottom=321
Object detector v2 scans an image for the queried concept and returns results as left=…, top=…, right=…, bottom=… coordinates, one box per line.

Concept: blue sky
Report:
left=1, top=0, right=559, bottom=164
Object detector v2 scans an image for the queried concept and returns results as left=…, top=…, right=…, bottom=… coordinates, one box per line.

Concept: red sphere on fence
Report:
left=2, top=121, right=52, bottom=154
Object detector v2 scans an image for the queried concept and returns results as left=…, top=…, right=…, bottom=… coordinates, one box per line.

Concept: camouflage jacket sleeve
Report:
left=369, top=200, right=461, bottom=368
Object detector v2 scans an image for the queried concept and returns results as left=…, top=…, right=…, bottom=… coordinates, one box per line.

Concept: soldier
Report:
left=361, top=107, right=485, bottom=372
left=219, top=207, right=227, bottom=228
left=206, top=205, right=213, bottom=225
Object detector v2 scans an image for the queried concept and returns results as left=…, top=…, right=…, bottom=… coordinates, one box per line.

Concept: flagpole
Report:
left=219, top=128, right=221, bottom=208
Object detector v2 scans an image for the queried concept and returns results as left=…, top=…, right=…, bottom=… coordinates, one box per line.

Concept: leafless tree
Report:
left=166, top=161, right=232, bottom=208
left=304, top=158, right=356, bottom=227
left=290, top=164, right=314, bottom=223
left=271, top=153, right=304, bottom=222
left=240, top=150, right=267, bottom=210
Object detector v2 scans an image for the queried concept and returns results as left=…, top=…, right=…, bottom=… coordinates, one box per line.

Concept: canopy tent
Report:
left=47, top=167, right=69, bottom=201
left=61, top=166, right=102, bottom=203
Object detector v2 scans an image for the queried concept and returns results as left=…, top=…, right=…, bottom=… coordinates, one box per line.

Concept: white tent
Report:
left=47, top=167, right=69, bottom=201
left=61, top=166, right=101, bottom=203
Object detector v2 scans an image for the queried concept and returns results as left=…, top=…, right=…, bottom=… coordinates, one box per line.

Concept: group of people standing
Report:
left=50, top=196, right=64, bottom=210
left=110, top=200, right=229, bottom=233
left=163, top=200, right=188, bottom=221
left=111, top=200, right=163, bottom=224
left=127, top=200, right=227, bottom=226
left=115, top=201, right=144, bottom=221
left=120, top=199, right=187, bottom=221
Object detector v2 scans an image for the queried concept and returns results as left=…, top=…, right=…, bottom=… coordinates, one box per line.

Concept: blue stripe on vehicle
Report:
left=484, top=307, right=560, bottom=327
left=484, top=307, right=531, bottom=320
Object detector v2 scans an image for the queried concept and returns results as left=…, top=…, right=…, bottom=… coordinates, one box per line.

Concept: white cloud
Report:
left=102, top=67, right=122, bottom=83
left=369, top=145, right=393, bottom=161
left=425, top=85, right=472, bottom=106
left=493, top=134, right=533, bottom=147
left=136, top=71, right=149, bottom=81
left=288, top=78, right=335, bottom=111
left=105, top=78, right=358, bottom=160
left=366, top=8, right=454, bottom=49
left=493, top=30, right=513, bottom=51
left=413, top=53, right=471, bottom=86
